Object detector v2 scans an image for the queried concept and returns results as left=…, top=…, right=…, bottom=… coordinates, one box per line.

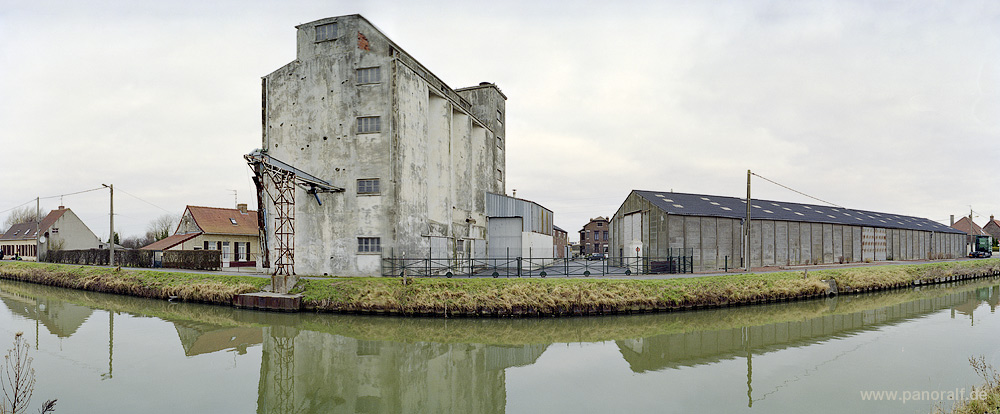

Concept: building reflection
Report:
left=616, top=285, right=1000, bottom=406
left=0, top=288, right=93, bottom=338
left=2, top=278, right=1000, bottom=413
left=173, top=321, right=263, bottom=356
left=256, top=327, right=547, bottom=414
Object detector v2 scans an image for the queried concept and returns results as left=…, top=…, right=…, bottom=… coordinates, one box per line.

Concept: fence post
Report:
left=517, top=257, right=522, bottom=277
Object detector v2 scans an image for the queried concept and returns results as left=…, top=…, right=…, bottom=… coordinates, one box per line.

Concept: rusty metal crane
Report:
left=245, top=149, right=343, bottom=293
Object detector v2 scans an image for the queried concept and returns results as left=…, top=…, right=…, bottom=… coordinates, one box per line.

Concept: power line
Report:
left=39, top=186, right=106, bottom=200
left=115, top=187, right=174, bottom=214
left=0, top=199, right=37, bottom=216
left=750, top=172, right=844, bottom=208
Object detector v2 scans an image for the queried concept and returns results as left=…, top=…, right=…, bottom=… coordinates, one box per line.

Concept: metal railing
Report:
left=381, top=249, right=693, bottom=278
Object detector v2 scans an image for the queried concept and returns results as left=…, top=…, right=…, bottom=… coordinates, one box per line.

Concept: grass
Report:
left=2, top=258, right=999, bottom=317
left=0, top=261, right=268, bottom=305
left=936, top=356, right=1000, bottom=414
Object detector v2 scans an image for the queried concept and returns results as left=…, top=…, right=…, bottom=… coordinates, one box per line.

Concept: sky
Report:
left=1, top=0, right=999, bottom=243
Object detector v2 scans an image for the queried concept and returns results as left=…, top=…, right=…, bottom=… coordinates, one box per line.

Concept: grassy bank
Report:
left=2, top=259, right=999, bottom=317
left=0, top=261, right=267, bottom=305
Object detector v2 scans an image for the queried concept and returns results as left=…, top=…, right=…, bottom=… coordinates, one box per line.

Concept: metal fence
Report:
left=381, top=249, right=694, bottom=278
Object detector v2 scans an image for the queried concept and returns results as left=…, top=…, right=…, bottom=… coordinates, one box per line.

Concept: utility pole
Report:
left=103, top=184, right=114, bottom=266
left=745, top=170, right=752, bottom=272
left=35, top=197, right=40, bottom=260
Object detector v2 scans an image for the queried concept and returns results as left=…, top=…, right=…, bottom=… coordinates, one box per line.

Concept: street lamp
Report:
left=102, top=184, right=114, bottom=266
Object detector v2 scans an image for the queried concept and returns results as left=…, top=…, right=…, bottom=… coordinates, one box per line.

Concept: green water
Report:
left=1, top=278, right=999, bottom=413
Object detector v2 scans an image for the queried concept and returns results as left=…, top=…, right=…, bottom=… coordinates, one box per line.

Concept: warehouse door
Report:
left=874, top=228, right=887, bottom=261
left=862, top=227, right=875, bottom=261
left=623, top=212, right=642, bottom=244
left=488, top=217, right=523, bottom=259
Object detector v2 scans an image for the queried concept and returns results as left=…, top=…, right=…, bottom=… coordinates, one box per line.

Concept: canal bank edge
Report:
left=1, top=259, right=999, bottom=317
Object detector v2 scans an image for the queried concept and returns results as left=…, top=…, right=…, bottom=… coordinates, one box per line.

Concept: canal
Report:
left=1, top=277, right=999, bottom=413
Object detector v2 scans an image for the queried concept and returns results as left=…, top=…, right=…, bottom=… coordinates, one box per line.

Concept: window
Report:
left=597, top=222, right=603, bottom=227
left=51, top=228, right=58, bottom=234
left=603, top=231, right=608, bottom=241
left=316, top=23, right=337, bottom=41
left=496, top=136, right=502, bottom=149
left=357, top=67, right=381, bottom=84
left=497, top=109, right=503, bottom=125
left=357, top=116, right=381, bottom=133
left=229, top=218, right=238, bottom=225
left=456, top=239, right=465, bottom=252
left=357, top=179, right=380, bottom=195
left=358, top=237, right=381, bottom=253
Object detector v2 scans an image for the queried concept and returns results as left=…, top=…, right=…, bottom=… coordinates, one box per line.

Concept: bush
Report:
left=163, top=250, right=221, bottom=271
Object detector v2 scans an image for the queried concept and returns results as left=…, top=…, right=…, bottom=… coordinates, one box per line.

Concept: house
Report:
left=609, top=190, right=966, bottom=273
left=0, top=206, right=101, bottom=261
left=984, top=215, right=1000, bottom=245
left=951, top=215, right=993, bottom=254
left=553, top=225, right=568, bottom=258
left=579, top=217, right=610, bottom=257
left=255, top=15, right=508, bottom=276
left=141, top=204, right=260, bottom=268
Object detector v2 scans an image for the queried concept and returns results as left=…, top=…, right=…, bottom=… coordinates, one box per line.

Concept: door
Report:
left=488, top=217, right=523, bottom=259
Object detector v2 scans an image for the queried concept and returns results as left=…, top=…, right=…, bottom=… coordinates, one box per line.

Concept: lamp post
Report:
left=102, top=184, right=114, bottom=266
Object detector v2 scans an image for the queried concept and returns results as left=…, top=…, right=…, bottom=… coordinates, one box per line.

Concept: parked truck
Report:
left=969, top=235, right=993, bottom=258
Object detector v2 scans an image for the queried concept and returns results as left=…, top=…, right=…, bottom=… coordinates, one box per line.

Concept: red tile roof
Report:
left=184, top=206, right=259, bottom=236
left=0, top=209, right=67, bottom=241
left=951, top=216, right=987, bottom=236
left=140, top=232, right=200, bottom=251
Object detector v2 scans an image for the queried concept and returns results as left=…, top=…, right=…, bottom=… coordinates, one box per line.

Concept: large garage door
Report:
left=488, top=217, right=522, bottom=259
left=623, top=212, right=641, bottom=243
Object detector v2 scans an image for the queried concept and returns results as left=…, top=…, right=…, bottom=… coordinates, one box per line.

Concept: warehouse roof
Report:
left=632, top=190, right=964, bottom=234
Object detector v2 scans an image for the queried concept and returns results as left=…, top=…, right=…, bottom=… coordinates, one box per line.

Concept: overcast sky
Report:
left=2, top=0, right=998, bottom=243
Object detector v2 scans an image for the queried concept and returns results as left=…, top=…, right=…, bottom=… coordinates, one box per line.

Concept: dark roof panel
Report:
left=633, top=190, right=963, bottom=234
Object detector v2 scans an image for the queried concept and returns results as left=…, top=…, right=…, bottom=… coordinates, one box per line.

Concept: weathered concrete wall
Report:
left=261, top=16, right=504, bottom=276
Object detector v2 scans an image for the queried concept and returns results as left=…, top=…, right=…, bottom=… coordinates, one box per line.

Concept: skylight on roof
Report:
left=752, top=205, right=761, bottom=208
left=763, top=210, right=774, bottom=214
left=710, top=202, right=720, bottom=205
left=656, top=194, right=665, bottom=197
left=803, top=206, right=812, bottom=209
left=663, top=199, right=673, bottom=203
left=795, top=212, right=804, bottom=216
left=672, top=204, right=684, bottom=208
left=700, top=197, right=711, bottom=201
left=770, top=203, right=780, bottom=206
left=721, top=207, right=732, bottom=211
left=230, top=218, right=238, bottom=225
left=827, top=215, right=836, bottom=219
left=783, top=207, right=791, bottom=211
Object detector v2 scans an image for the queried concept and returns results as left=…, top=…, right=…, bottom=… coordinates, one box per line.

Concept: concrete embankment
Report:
left=2, top=259, right=999, bottom=317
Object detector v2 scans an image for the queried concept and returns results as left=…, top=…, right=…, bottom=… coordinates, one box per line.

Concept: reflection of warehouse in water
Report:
left=616, top=286, right=1000, bottom=373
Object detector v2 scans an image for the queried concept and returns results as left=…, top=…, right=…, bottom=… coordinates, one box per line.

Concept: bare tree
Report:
left=2, top=207, right=44, bottom=230
left=1, top=332, right=55, bottom=414
left=145, top=214, right=179, bottom=242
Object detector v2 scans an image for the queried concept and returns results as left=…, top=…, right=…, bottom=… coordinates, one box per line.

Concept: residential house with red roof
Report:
left=951, top=215, right=992, bottom=254
left=983, top=215, right=1000, bottom=246
left=141, top=204, right=260, bottom=268
left=0, top=206, right=101, bottom=261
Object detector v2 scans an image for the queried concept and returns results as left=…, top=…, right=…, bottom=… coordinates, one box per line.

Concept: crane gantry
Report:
left=246, top=149, right=344, bottom=293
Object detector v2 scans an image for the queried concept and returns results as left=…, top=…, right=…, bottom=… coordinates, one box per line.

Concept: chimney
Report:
left=950, top=215, right=955, bottom=226
left=237, top=203, right=248, bottom=214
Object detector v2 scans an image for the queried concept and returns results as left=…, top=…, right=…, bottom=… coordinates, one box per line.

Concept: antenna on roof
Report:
left=230, top=190, right=238, bottom=208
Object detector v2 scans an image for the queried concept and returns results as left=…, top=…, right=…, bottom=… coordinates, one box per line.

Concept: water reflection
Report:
left=0, top=277, right=998, bottom=414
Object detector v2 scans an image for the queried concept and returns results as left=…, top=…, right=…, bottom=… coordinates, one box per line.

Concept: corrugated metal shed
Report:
left=632, top=190, right=962, bottom=234
left=485, top=192, right=553, bottom=235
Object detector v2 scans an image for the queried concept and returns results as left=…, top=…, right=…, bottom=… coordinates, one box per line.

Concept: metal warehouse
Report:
left=610, top=190, right=967, bottom=273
